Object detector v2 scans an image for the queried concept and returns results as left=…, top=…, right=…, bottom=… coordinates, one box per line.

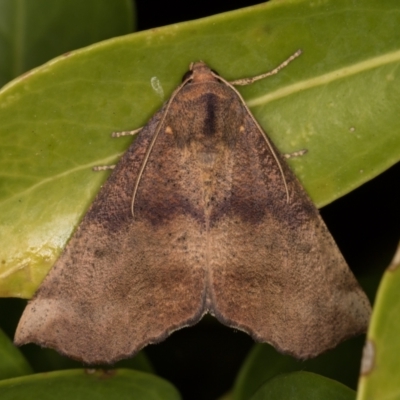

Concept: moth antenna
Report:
left=214, top=72, right=290, bottom=204
left=213, top=49, right=302, bottom=204
left=131, top=74, right=194, bottom=217
left=229, top=49, right=302, bottom=86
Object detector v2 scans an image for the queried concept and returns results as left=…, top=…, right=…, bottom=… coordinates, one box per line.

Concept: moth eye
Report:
left=211, top=69, right=219, bottom=76
left=181, top=70, right=193, bottom=82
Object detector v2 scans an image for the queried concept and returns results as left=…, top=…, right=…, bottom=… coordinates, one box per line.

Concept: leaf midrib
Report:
left=247, top=48, right=400, bottom=107
left=0, top=153, right=121, bottom=207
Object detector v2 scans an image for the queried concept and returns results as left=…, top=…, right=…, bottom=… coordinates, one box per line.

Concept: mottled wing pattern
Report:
left=15, top=61, right=371, bottom=363
left=15, top=109, right=208, bottom=364
left=208, top=110, right=371, bottom=358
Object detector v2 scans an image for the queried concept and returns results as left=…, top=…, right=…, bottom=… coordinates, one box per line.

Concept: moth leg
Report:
left=92, top=165, right=116, bottom=172
left=93, top=128, right=143, bottom=171
left=283, top=148, right=308, bottom=159
left=111, top=127, right=142, bottom=138
left=229, top=49, right=302, bottom=86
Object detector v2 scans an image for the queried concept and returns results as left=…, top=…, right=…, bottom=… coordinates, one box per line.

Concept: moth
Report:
left=15, top=51, right=371, bottom=364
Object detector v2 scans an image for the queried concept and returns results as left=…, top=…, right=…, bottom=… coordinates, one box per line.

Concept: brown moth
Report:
left=15, top=51, right=371, bottom=364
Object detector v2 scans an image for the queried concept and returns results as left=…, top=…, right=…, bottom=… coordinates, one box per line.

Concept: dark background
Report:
left=135, top=0, right=267, bottom=31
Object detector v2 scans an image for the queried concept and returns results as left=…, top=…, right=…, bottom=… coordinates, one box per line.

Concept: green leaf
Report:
left=0, top=368, right=181, bottom=399
left=0, top=0, right=135, bottom=86
left=0, top=0, right=399, bottom=298
left=357, top=243, right=400, bottom=400
left=0, top=328, right=32, bottom=379
left=232, top=338, right=365, bottom=400
left=249, top=371, right=355, bottom=400
left=19, top=344, right=153, bottom=375
left=233, top=344, right=301, bottom=400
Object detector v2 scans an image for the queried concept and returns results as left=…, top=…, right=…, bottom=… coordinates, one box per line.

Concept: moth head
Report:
left=182, top=61, right=220, bottom=83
